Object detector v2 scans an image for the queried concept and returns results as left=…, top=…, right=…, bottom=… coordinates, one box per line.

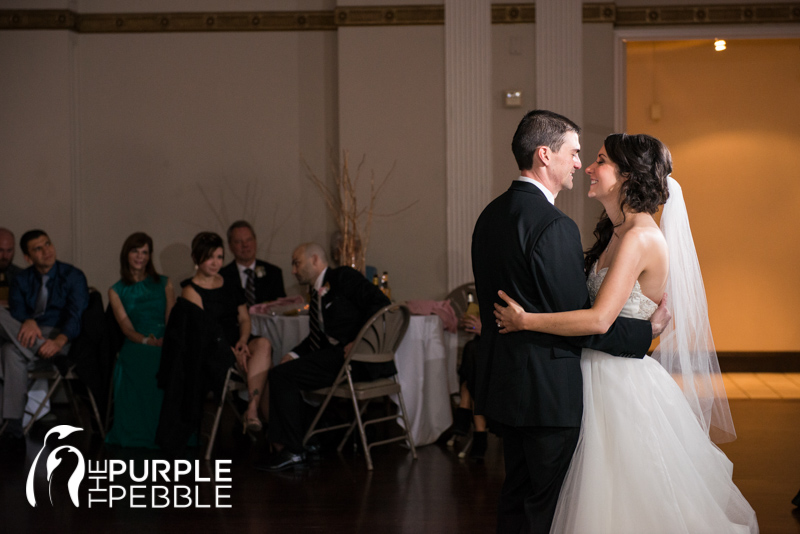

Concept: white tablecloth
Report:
left=251, top=313, right=458, bottom=446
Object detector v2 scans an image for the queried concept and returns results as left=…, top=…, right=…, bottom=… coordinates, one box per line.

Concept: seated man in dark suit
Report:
left=255, top=243, right=390, bottom=472
left=0, top=228, right=23, bottom=307
left=219, top=220, right=285, bottom=307
left=0, top=230, right=89, bottom=452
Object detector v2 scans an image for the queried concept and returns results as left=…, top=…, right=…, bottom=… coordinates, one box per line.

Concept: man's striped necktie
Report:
left=308, top=287, right=323, bottom=351
left=244, top=268, right=256, bottom=307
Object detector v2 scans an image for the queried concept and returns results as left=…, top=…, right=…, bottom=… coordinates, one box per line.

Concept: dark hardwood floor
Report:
left=1, top=399, right=798, bottom=533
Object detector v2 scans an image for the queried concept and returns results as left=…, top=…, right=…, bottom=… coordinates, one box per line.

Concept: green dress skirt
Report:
left=105, top=275, right=168, bottom=448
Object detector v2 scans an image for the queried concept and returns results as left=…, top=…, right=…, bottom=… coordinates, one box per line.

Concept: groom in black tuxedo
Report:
left=472, top=110, right=670, bottom=533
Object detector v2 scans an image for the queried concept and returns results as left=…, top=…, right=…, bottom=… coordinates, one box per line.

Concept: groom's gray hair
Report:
left=512, top=110, right=581, bottom=171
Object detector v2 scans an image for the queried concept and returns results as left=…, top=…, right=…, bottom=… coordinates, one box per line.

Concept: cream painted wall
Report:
left=6, top=1, right=795, bottom=329
left=491, top=23, right=536, bottom=201
left=490, top=22, right=618, bottom=249
left=0, top=28, right=337, bottom=298
left=0, top=31, right=75, bottom=262
left=627, top=38, right=800, bottom=351
left=581, top=23, right=616, bottom=248
left=337, top=25, right=447, bottom=300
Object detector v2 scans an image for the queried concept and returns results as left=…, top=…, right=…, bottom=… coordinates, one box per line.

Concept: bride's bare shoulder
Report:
left=622, top=218, right=663, bottom=245
left=619, top=219, right=668, bottom=264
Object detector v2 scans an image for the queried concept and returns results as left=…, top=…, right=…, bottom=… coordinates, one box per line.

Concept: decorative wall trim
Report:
left=584, top=3, right=616, bottom=23
left=615, top=4, right=800, bottom=26
left=491, top=4, right=535, bottom=23
left=0, top=9, right=75, bottom=30
left=3, top=5, right=796, bottom=32
left=335, top=6, right=444, bottom=26
left=0, top=10, right=337, bottom=32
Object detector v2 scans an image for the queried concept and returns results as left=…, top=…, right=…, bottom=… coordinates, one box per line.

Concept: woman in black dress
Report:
left=182, top=232, right=271, bottom=432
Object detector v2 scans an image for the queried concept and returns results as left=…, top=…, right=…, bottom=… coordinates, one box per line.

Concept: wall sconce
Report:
left=714, top=39, right=726, bottom=51
left=504, top=90, right=522, bottom=108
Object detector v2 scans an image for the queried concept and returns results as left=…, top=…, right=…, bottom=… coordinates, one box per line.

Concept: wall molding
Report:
left=335, top=5, right=443, bottom=26
left=3, top=4, right=796, bottom=32
left=584, top=3, right=617, bottom=23
left=615, top=4, right=800, bottom=26
left=0, top=10, right=337, bottom=32
left=491, top=4, right=536, bottom=23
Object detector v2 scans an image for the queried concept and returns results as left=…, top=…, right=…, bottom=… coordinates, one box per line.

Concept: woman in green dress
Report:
left=106, top=232, right=175, bottom=448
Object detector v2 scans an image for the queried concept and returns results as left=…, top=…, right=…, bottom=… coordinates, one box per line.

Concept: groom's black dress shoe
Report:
left=254, top=449, right=307, bottom=472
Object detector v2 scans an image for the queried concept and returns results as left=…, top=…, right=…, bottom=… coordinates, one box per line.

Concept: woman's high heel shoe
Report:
left=243, top=415, right=263, bottom=434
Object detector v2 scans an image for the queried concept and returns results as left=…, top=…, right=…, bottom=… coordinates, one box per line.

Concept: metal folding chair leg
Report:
left=205, top=369, right=233, bottom=460
left=23, top=374, right=63, bottom=435
left=302, top=304, right=416, bottom=471
left=21, top=366, right=107, bottom=438
left=84, top=386, right=106, bottom=439
left=205, top=367, right=248, bottom=460
left=348, top=392, right=374, bottom=471
left=63, top=379, right=86, bottom=429
left=336, top=400, right=371, bottom=453
left=394, top=389, right=418, bottom=460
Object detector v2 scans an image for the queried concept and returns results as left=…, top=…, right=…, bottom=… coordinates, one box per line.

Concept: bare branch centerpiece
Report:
left=304, top=150, right=414, bottom=274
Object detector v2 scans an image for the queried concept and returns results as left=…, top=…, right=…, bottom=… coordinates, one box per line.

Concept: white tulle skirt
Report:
left=550, top=351, right=758, bottom=534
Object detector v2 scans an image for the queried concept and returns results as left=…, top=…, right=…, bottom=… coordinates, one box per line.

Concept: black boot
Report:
left=469, top=431, right=488, bottom=462
left=452, top=407, right=472, bottom=436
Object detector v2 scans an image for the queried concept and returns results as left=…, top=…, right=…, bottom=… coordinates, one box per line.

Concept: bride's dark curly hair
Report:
left=584, top=133, right=672, bottom=275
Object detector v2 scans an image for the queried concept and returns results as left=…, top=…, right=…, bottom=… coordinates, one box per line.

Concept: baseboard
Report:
left=717, top=352, right=800, bottom=373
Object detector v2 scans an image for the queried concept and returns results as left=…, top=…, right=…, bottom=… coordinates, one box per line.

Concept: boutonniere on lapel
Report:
left=255, top=266, right=266, bottom=278
left=318, top=282, right=331, bottom=298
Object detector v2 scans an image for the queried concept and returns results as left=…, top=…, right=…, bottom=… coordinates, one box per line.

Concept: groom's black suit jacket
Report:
left=472, top=181, right=652, bottom=429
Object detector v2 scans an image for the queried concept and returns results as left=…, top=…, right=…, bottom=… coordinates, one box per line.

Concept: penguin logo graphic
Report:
left=26, top=425, right=85, bottom=507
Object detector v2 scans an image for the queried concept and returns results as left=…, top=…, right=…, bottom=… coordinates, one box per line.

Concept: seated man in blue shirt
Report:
left=0, top=230, right=89, bottom=452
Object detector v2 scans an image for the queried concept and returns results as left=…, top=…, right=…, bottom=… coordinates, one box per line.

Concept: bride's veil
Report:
left=651, top=177, right=736, bottom=444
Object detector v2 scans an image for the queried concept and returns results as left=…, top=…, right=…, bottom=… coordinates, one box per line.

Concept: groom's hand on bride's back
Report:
left=650, top=293, right=671, bottom=339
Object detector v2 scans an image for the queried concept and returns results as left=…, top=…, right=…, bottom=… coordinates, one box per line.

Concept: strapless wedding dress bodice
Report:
left=549, top=265, right=758, bottom=534
left=588, top=264, right=658, bottom=320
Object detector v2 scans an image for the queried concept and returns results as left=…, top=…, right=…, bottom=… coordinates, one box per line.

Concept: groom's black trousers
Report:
left=498, top=424, right=580, bottom=534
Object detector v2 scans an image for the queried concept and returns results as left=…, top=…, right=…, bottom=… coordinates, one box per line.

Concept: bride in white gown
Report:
left=494, top=133, right=758, bottom=534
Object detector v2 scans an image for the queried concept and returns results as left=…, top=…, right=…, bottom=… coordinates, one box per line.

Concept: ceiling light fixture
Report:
left=714, top=39, right=727, bottom=51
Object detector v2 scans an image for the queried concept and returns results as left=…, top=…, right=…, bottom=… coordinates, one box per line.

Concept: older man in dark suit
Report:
left=220, top=220, right=285, bottom=307
left=472, top=110, right=670, bottom=533
left=255, top=242, right=390, bottom=472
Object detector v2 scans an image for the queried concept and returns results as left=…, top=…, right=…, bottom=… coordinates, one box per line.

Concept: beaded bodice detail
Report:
left=587, top=264, right=658, bottom=320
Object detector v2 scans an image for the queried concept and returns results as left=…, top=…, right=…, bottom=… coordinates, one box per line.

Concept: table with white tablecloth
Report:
left=251, top=313, right=459, bottom=446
